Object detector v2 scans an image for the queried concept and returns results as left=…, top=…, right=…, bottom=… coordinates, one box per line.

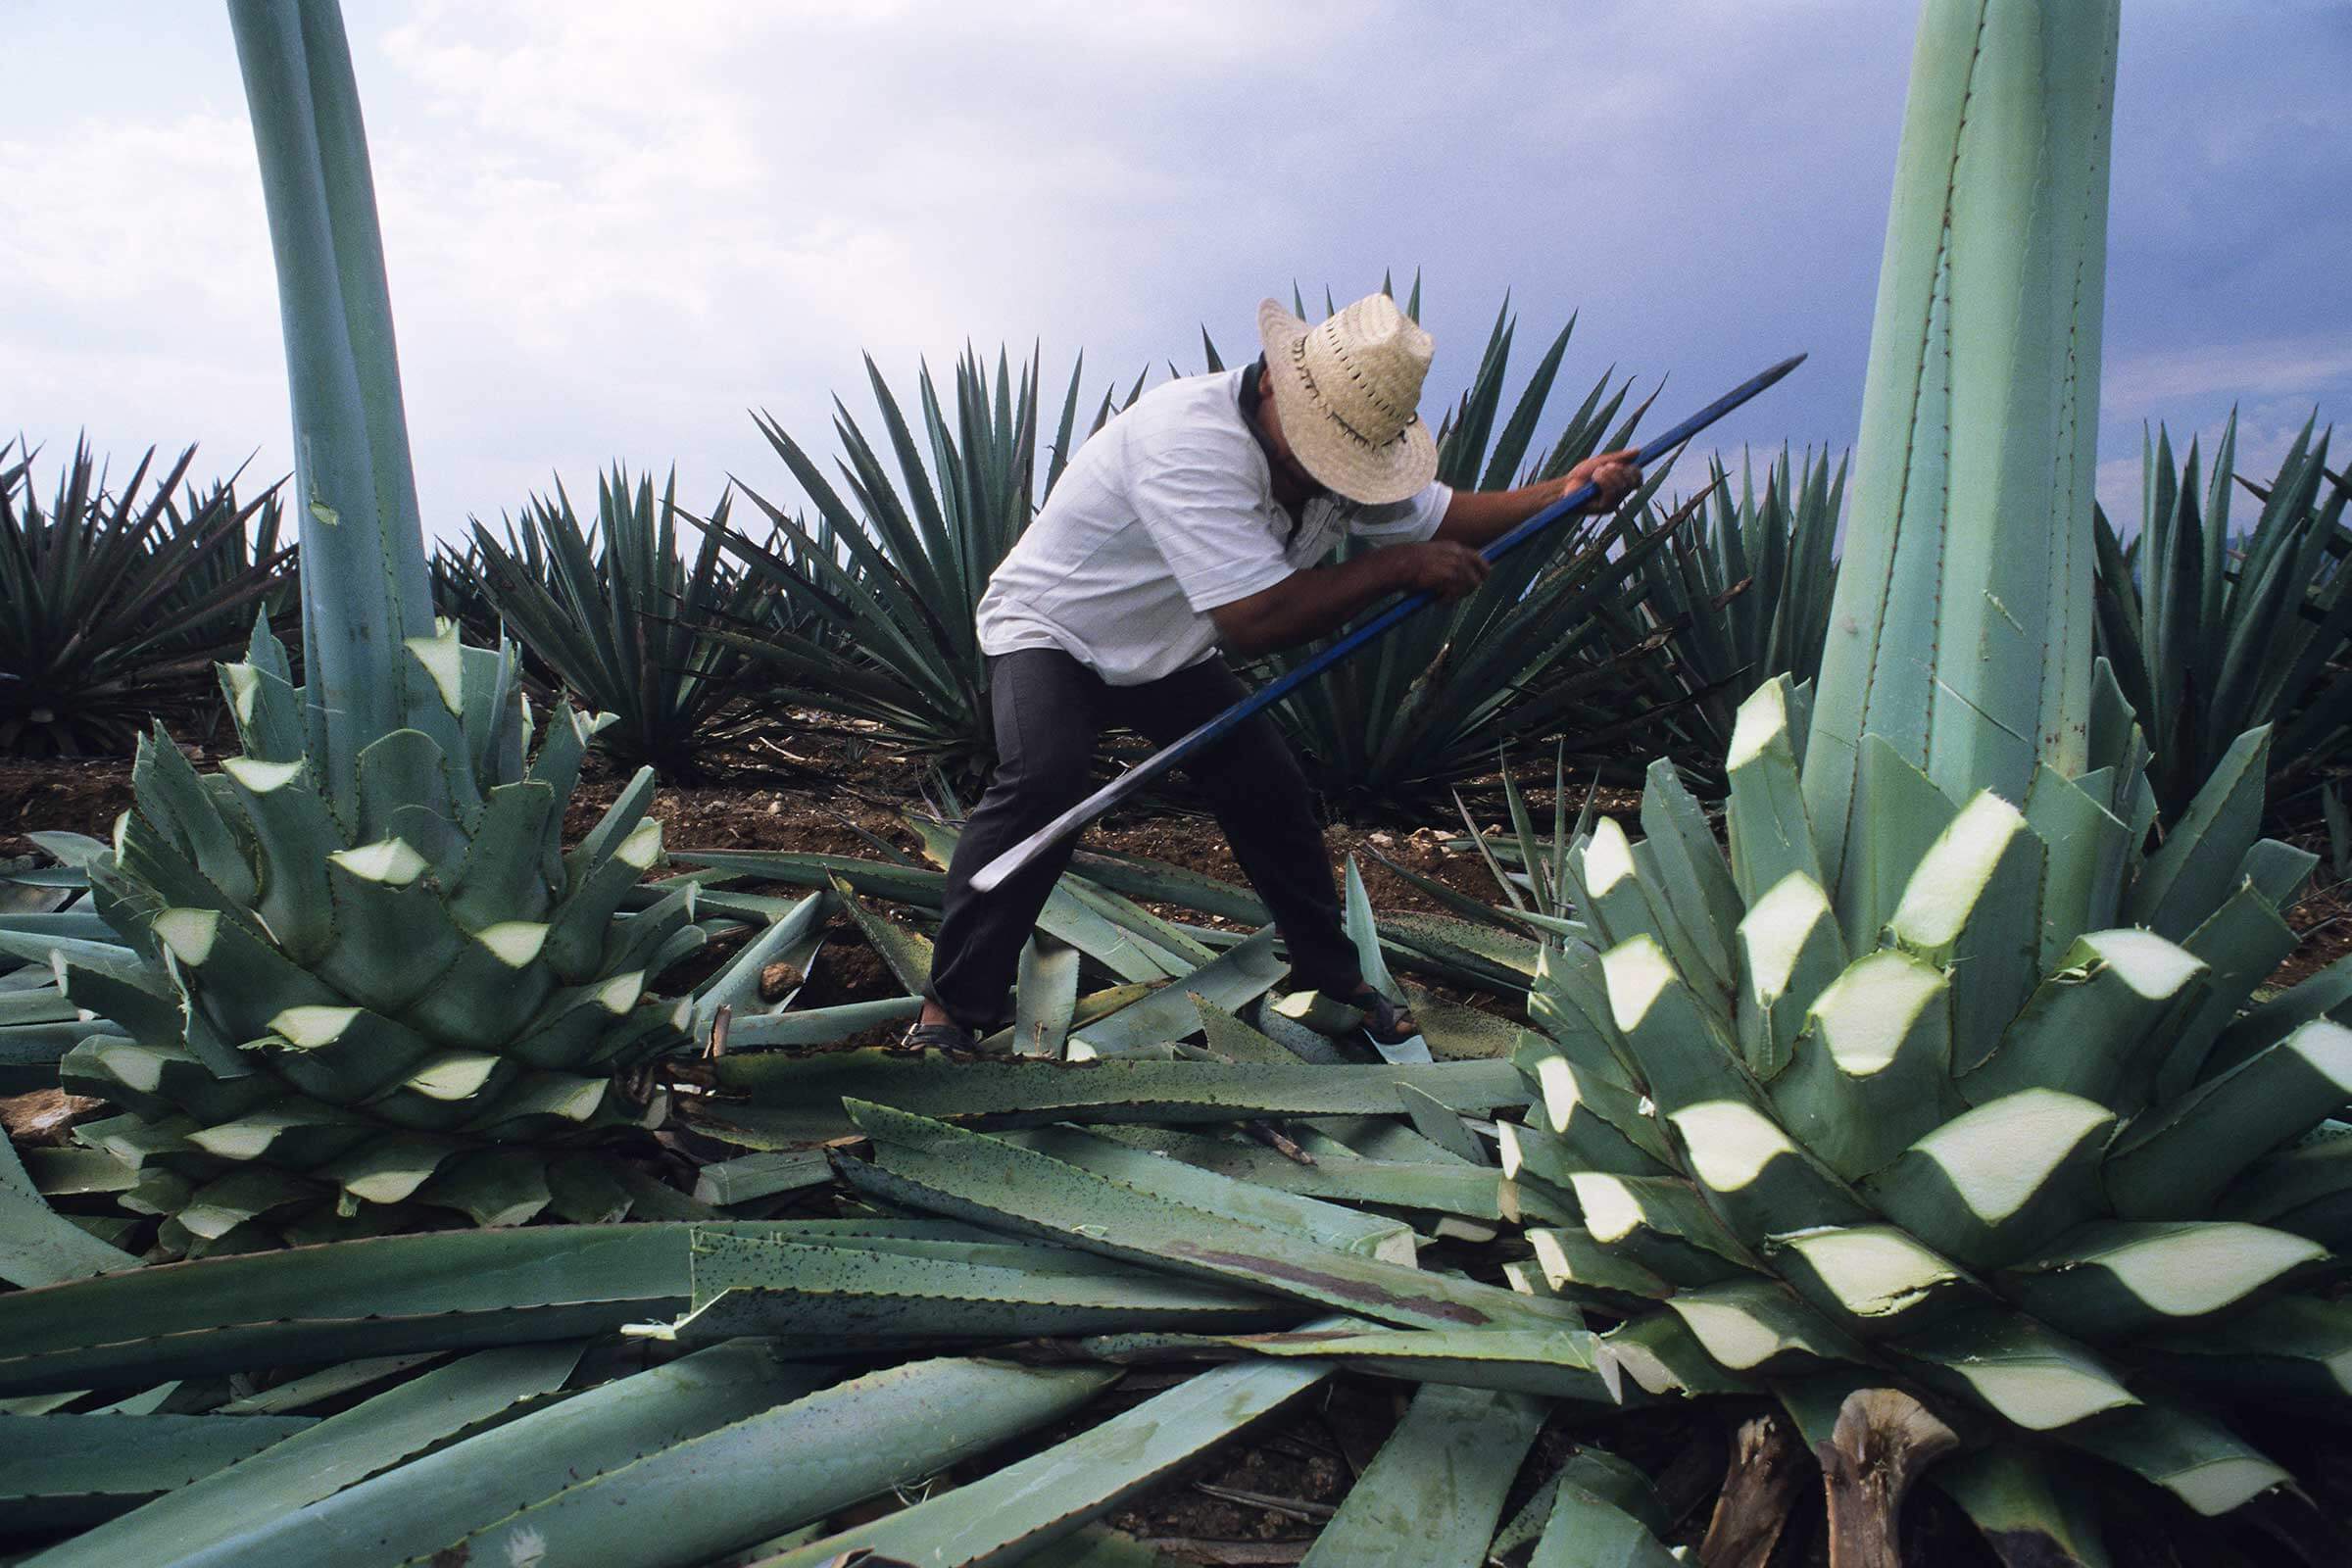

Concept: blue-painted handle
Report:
left=968, top=352, right=1808, bottom=893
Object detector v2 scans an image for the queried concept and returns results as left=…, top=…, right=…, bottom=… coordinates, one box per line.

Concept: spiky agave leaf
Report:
left=710, top=346, right=1123, bottom=771
left=1603, top=446, right=1848, bottom=774
left=0, top=439, right=290, bottom=757
left=467, top=466, right=766, bottom=781
left=2092, top=413, right=2349, bottom=826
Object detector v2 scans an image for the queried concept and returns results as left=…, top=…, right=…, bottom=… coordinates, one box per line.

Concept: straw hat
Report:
left=1256, top=292, right=1440, bottom=505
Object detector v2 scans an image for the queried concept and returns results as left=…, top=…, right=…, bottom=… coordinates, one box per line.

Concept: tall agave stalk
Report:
left=1486, top=1, right=2352, bottom=1548
left=1805, top=0, right=2114, bottom=893
left=0, top=1, right=701, bottom=1253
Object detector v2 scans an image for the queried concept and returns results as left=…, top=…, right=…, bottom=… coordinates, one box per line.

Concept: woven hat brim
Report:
left=1256, top=299, right=1440, bottom=507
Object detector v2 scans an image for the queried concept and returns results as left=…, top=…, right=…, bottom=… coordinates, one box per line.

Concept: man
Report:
left=908, top=291, right=1641, bottom=1051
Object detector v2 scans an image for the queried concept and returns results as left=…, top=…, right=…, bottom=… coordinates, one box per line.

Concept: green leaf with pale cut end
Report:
left=1892, top=1304, right=2135, bottom=1431
left=317, top=1132, right=461, bottom=1208
left=1768, top=1224, right=1975, bottom=1334
left=765, top=1353, right=1326, bottom=1568
left=1527, top=947, right=1639, bottom=1092
left=2204, top=950, right=2352, bottom=1084
left=1527, top=1226, right=1674, bottom=1310
left=2025, top=764, right=2131, bottom=969
left=1663, top=1278, right=1865, bottom=1377
left=1935, top=1444, right=2112, bottom=1568
left=1298, top=1383, right=1550, bottom=1568
left=2058, top=1401, right=2288, bottom=1518
left=1772, top=948, right=1958, bottom=1179
left=2003, top=1221, right=2328, bottom=1340
left=2109, top=1020, right=2352, bottom=1217
left=1885, top=789, right=2043, bottom=1073
left=1599, top=936, right=1754, bottom=1115
left=1864, top=1089, right=2113, bottom=1269
left=2127, top=725, right=2270, bottom=941
left=1735, top=871, right=1847, bottom=1081
left=1725, top=678, right=1824, bottom=905
left=1665, top=1098, right=1872, bottom=1242
left=1838, top=734, right=1960, bottom=949
left=1576, top=819, right=1731, bottom=1027
left=1566, top=1171, right=1748, bottom=1288
left=1504, top=1115, right=1651, bottom=1203
left=1960, top=929, right=2206, bottom=1112
left=1600, top=1309, right=1756, bottom=1397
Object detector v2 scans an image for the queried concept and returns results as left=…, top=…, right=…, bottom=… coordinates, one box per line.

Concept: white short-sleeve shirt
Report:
left=974, top=368, right=1453, bottom=686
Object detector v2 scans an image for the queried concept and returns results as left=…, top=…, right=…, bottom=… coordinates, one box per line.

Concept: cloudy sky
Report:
left=7, top=2, right=2347, bottom=541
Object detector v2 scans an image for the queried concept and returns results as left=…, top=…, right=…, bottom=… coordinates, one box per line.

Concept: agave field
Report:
left=7, top=2, right=2352, bottom=1566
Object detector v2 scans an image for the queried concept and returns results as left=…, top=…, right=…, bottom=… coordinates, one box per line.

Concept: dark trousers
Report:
left=925, top=647, right=1364, bottom=1027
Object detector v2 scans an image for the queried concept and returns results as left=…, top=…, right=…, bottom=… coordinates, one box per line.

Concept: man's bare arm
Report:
left=1433, top=447, right=1644, bottom=549
left=1208, top=541, right=1490, bottom=657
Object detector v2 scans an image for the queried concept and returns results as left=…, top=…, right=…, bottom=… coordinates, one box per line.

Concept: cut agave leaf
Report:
left=1298, top=1383, right=1550, bottom=1568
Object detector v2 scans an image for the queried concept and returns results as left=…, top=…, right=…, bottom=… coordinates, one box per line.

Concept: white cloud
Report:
left=2104, top=337, right=2352, bottom=411
left=3, top=0, right=2344, bottom=558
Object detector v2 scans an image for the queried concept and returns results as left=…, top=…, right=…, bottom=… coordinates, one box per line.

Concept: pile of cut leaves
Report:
left=0, top=799, right=1638, bottom=1568
left=7, top=760, right=2351, bottom=1566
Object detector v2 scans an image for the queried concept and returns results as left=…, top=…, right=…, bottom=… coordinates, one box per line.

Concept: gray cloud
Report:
left=3, top=1, right=2344, bottom=543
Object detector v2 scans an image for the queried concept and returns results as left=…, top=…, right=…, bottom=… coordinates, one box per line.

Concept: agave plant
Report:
left=1596, top=446, right=1847, bottom=775
left=0, top=1, right=706, bottom=1254
left=712, top=347, right=1139, bottom=772
left=1216, top=286, right=1703, bottom=815
left=1487, top=1, right=2352, bottom=1550
left=2092, top=414, right=2348, bottom=826
left=467, top=466, right=766, bottom=781
left=0, top=439, right=290, bottom=756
